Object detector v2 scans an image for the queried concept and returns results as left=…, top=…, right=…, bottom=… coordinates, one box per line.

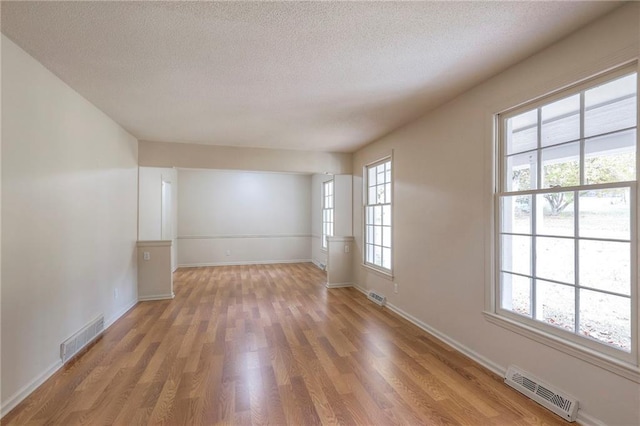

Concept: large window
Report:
left=322, top=179, right=334, bottom=250
left=497, top=68, right=637, bottom=362
left=365, top=158, right=392, bottom=271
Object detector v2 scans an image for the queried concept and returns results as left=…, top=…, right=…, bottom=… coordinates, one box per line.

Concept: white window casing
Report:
left=364, top=157, right=393, bottom=274
left=322, top=179, right=334, bottom=250
left=488, top=64, right=640, bottom=382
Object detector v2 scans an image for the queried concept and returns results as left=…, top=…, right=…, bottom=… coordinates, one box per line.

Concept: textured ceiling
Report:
left=1, top=1, right=622, bottom=153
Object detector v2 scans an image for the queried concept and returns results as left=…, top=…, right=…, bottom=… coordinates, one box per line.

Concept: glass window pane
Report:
left=383, top=226, right=391, bottom=248
left=368, top=166, right=377, bottom=187
left=585, top=73, right=637, bottom=137
left=585, top=129, right=636, bottom=184
left=542, top=94, right=580, bottom=147
left=501, top=195, right=531, bottom=234
left=542, top=142, right=580, bottom=188
left=536, top=236, right=574, bottom=284
left=382, top=248, right=391, bottom=270
left=535, top=280, right=575, bottom=332
left=374, top=245, right=382, bottom=266
left=374, top=226, right=382, bottom=246
left=501, top=235, right=531, bottom=276
left=579, top=188, right=630, bottom=240
left=366, top=244, right=374, bottom=263
left=501, top=272, right=531, bottom=317
left=506, top=109, right=538, bottom=154
left=376, top=185, right=385, bottom=204
left=385, top=183, right=391, bottom=203
left=537, top=192, right=574, bottom=236
left=382, top=205, right=391, bottom=226
left=506, top=151, right=537, bottom=191
left=368, top=186, right=376, bottom=205
left=579, top=289, right=631, bottom=352
left=366, top=206, right=373, bottom=225
left=374, top=206, right=382, bottom=225
left=366, top=225, right=374, bottom=245
left=579, top=240, right=630, bottom=295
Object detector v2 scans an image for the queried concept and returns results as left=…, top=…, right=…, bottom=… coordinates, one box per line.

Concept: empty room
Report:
left=1, top=1, right=639, bottom=425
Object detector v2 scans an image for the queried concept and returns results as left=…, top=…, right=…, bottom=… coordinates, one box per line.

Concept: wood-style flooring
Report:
left=3, top=263, right=568, bottom=425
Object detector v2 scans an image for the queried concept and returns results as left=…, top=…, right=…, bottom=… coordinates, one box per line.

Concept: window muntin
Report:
left=498, top=70, right=637, bottom=357
left=365, top=159, right=392, bottom=271
left=322, top=180, right=334, bottom=250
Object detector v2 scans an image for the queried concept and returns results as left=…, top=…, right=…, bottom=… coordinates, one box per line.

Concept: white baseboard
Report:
left=0, top=359, right=62, bottom=418
left=138, top=293, right=175, bottom=301
left=325, top=282, right=353, bottom=288
left=311, top=259, right=326, bottom=270
left=383, top=301, right=504, bottom=377
left=105, top=298, right=138, bottom=329
left=576, top=411, right=608, bottom=426
left=353, top=284, right=367, bottom=295
left=178, top=259, right=312, bottom=268
left=351, top=285, right=606, bottom=425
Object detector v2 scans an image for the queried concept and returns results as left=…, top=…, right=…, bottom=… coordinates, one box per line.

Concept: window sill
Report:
left=361, top=263, right=394, bottom=281
left=483, top=311, right=640, bottom=383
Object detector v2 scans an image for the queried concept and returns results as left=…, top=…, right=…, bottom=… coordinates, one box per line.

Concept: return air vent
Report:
left=60, top=315, right=105, bottom=363
left=367, top=290, right=386, bottom=306
left=505, top=365, right=578, bottom=422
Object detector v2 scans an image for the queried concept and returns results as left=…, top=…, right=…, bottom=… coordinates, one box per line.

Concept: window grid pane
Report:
left=498, top=70, right=637, bottom=355
left=365, top=159, right=392, bottom=270
left=322, top=180, right=334, bottom=250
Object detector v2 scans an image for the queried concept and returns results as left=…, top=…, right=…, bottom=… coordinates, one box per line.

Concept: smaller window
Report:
left=322, top=180, right=334, bottom=250
left=364, top=158, right=392, bottom=271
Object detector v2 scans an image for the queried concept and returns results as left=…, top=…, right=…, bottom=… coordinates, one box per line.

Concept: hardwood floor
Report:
left=3, top=263, right=568, bottom=425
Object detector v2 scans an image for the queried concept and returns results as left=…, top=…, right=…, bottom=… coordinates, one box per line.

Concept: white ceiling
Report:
left=1, top=1, right=622, bottom=153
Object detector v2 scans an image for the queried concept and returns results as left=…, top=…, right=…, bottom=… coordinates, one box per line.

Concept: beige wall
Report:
left=352, top=5, right=639, bottom=425
left=137, top=241, right=173, bottom=301
left=1, top=35, right=139, bottom=414
left=177, top=169, right=312, bottom=266
left=139, top=140, right=352, bottom=175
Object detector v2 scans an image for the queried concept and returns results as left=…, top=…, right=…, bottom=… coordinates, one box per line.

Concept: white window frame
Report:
left=322, top=179, right=334, bottom=250
left=486, top=64, right=640, bottom=381
left=364, top=157, right=393, bottom=274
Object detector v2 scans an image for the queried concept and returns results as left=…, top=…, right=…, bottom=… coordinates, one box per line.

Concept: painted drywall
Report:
left=177, top=169, right=312, bottom=266
left=138, top=167, right=178, bottom=271
left=1, top=35, right=138, bottom=414
left=137, top=241, right=173, bottom=301
left=311, top=174, right=353, bottom=269
left=139, top=140, right=352, bottom=175
left=0, top=20, right=4, bottom=412
left=352, top=4, right=639, bottom=425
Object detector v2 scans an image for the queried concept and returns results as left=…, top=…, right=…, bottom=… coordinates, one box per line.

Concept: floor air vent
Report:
left=505, top=365, right=578, bottom=422
left=60, top=315, right=105, bottom=363
left=367, top=290, right=386, bottom=306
